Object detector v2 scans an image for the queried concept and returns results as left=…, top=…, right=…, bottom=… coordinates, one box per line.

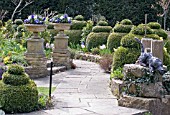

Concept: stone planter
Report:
left=24, top=24, right=48, bottom=78
left=49, top=23, right=72, bottom=69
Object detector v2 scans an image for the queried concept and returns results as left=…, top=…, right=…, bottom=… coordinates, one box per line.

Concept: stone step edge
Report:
left=47, top=66, right=66, bottom=75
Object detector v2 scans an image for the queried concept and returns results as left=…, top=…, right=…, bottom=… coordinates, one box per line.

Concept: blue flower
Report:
left=24, top=14, right=46, bottom=24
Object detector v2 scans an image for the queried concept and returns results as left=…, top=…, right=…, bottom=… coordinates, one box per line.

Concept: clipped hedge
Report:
left=70, top=20, right=86, bottom=30
left=113, top=24, right=133, bottom=33
left=97, top=21, right=108, bottom=26
left=131, top=24, right=153, bottom=35
left=107, top=32, right=126, bottom=51
left=153, top=29, right=167, bottom=40
left=120, top=19, right=133, bottom=25
left=163, top=48, right=170, bottom=70
left=112, top=46, right=140, bottom=71
left=145, top=34, right=161, bottom=40
left=65, top=30, right=82, bottom=45
left=121, top=33, right=140, bottom=49
left=86, top=32, right=109, bottom=51
left=74, top=15, right=84, bottom=21
left=165, top=40, right=170, bottom=54
left=147, top=22, right=161, bottom=29
left=92, top=26, right=112, bottom=33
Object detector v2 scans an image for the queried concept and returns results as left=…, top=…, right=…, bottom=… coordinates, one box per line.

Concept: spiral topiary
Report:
left=70, top=20, right=86, bottom=30
left=97, top=20, right=108, bottom=26
left=113, top=24, right=133, bottom=33
left=0, top=64, right=38, bottom=113
left=92, top=26, right=112, bottom=33
left=153, top=29, right=167, bottom=40
left=147, top=22, right=161, bottom=29
left=131, top=24, right=153, bottom=35
left=14, top=19, right=23, bottom=25
left=120, top=19, right=133, bottom=25
left=74, top=15, right=84, bottom=21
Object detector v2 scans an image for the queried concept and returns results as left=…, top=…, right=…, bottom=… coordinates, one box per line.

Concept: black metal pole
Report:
left=49, top=61, right=53, bottom=99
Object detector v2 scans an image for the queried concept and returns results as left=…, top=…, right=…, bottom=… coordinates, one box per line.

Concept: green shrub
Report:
left=86, top=32, right=109, bottom=51
left=107, top=32, right=126, bottom=51
left=91, top=47, right=100, bottom=55
left=110, top=67, right=124, bottom=80
left=14, top=19, right=23, bottom=25
left=92, top=26, right=112, bottom=33
left=0, top=80, right=38, bottom=113
left=65, top=30, right=82, bottom=45
left=145, top=34, right=160, bottom=40
left=120, top=19, right=133, bottom=25
left=97, top=21, right=108, bottom=26
left=70, top=20, right=86, bottom=30
left=121, top=33, right=140, bottom=49
left=153, top=29, right=167, bottom=40
left=165, top=40, right=170, bottom=54
left=147, top=22, right=161, bottom=29
left=113, top=24, right=133, bottom=33
left=112, top=46, right=140, bottom=70
left=74, top=15, right=84, bottom=21
left=131, top=24, right=153, bottom=35
left=2, top=73, right=29, bottom=86
left=163, top=48, right=170, bottom=70
left=17, top=25, right=26, bottom=32
left=7, top=64, right=24, bottom=75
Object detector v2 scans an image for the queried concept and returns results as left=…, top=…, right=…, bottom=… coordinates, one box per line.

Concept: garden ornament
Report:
left=135, top=38, right=166, bottom=76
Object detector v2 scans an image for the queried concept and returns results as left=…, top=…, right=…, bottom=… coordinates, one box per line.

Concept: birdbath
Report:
left=24, top=24, right=48, bottom=78
left=50, top=23, right=72, bottom=69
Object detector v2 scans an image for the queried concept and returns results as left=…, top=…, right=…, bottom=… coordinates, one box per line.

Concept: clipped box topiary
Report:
left=147, top=22, right=161, bottom=29
left=131, top=24, right=153, bottom=35
left=153, top=29, right=168, bottom=40
left=86, top=32, right=109, bottom=51
left=97, top=20, right=108, bottom=26
left=165, top=40, right=170, bottom=54
left=74, top=15, right=84, bottom=21
left=120, top=19, right=133, bottom=25
left=163, top=48, right=170, bottom=70
left=0, top=64, right=38, bottom=113
left=113, top=24, right=133, bottom=33
left=107, top=32, right=126, bottom=51
left=14, top=19, right=23, bottom=25
left=70, top=20, right=86, bottom=30
left=92, top=26, right=112, bottom=33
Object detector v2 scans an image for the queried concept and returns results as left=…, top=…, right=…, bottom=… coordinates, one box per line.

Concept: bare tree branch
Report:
left=0, top=10, right=8, bottom=20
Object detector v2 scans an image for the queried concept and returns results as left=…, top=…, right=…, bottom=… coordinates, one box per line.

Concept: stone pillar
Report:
left=141, top=38, right=152, bottom=51
left=52, top=32, right=71, bottom=69
left=151, top=40, right=163, bottom=62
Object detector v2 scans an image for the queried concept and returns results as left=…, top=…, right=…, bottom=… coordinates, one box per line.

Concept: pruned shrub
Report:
left=74, top=15, right=84, bottom=21
left=92, top=26, right=112, bottom=33
left=131, top=24, right=153, bottom=35
left=165, top=40, right=170, bottom=54
left=120, top=19, right=133, bottom=25
left=99, top=54, right=113, bottom=73
left=14, top=19, right=23, bottom=25
left=70, top=20, right=86, bottom=30
left=7, top=64, right=24, bottom=75
left=113, top=24, right=133, bottom=33
left=91, top=47, right=100, bottom=55
left=107, top=32, right=126, bottom=51
left=112, top=46, right=140, bottom=71
left=153, top=29, right=167, bottom=40
left=148, top=22, right=161, bottom=29
left=65, top=30, right=82, bottom=45
left=110, top=67, right=124, bottom=80
left=163, top=48, right=170, bottom=70
left=145, top=34, right=160, bottom=40
left=121, top=33, right=140, bottom=49
left=86, top=32, right=109, bottom=51
left=97, top=21, right=108, bottom=26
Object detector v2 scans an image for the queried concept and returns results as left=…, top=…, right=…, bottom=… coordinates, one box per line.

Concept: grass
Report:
left=37, top=87, right=56, bottom=95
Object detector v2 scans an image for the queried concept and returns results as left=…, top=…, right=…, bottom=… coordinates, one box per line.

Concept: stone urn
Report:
left=24, top=24, right=48, bottom=78
left=49, top=23, right=72, bottom=69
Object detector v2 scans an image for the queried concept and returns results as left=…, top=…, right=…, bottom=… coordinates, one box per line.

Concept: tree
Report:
left=157, top=0, right=170, bottom=30
left=11, top=0, right=33, bottom=20
left=0, top=9, right=8, bottom=20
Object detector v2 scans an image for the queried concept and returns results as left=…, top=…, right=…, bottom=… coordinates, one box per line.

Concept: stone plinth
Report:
left=110, top=79, right=124, bottom=98
left=118, top=95, right=170, bottom=115
left=141, top=38, right=152, bottom=50
left=151, top=40, right=163, bottom=62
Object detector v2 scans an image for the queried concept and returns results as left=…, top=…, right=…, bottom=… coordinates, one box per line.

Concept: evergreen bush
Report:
left=153, top=29, right=167, bottom=40
left=70, top=20, right=86, bottom=30
left=131, top=24, right=153, bottom=35
left=74, top=15, right=84, bottom=21
left=97, top=20, right=108, bottom=26
left=147, top=22, right=161, bottom=29
left=113, top=24, right=133, bottom=33
left=65, top=30, right=82, bottom=45
left=92, top=26, right=112, bottom=33
left=120, top=19, right=133, bottom=25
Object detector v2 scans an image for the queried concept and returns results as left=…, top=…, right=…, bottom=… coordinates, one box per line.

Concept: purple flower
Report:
left=31, top=15, right=34, bottom=19
left=34, top=19, right=40, bottom=24
left=24, top=19, right=30, bottom=23
left=64, top=14, right=68, bottom=18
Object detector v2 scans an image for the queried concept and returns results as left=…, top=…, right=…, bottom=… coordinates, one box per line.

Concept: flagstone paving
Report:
left=13, top=60, right=148, bottom=115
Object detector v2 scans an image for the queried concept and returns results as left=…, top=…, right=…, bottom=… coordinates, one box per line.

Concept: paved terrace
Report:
left=14, top=60, right=147, bottom=115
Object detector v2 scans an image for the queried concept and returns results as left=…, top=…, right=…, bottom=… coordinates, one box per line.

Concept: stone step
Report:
left=47, top=66, right=66, bottom=75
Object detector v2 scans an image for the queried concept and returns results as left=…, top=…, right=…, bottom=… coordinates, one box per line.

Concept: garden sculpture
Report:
left=135, top=38, right=166, bottom=76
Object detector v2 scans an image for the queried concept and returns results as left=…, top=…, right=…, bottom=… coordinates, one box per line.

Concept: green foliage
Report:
left=0, top=80, right=38, bottom=113
left=17, top=25, right=26, bottom=32
left=112, top=47, right=140, bottom=70
left=65, top=30, right=82, bottom=45
left=11, top=55, right=28, bottom=66
left=121, top=33, right=140, bottom=49
left=153, top=29, right=168, bottom=40
left=113, top=24, right=133, bottom=33
left=47, top=25, right=54, bottom=29
left=145, top=34, right=161, bottom=40
left=92, top=26, right=112, bottom=33
left=120, top=19, right=133, bottom=25
left=107, top=32, right=126, bottom=51
left=91, top=47, right=100, bottom=55
left=97, top=21, right=108, bottom=26
left=70, top=20, right=86, bottom=30
left=86, top=32, right=109, bottom=51
left=165, top=40, right=170, bottom=54
left=14, top=19, right=23, bottom=25
left=7, top=64, right=24, bottom=75
left=74, top=15, right=84, bottom=21
left=2, top=73, right=29, bottom=86
left=163, top=48, right=170, bottom=70
left=110, top=67, right=124, bottom=80
left=147, top=22, right=161, bottom=29
left=99, top=48, right=112, bottom=56
left=131, top=24, right=153, bottom=35
left=0, top=20, right=3, bottom=27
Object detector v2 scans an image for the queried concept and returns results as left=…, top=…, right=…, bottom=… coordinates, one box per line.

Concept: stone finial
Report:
left=151, top=40, right=163, bottom=62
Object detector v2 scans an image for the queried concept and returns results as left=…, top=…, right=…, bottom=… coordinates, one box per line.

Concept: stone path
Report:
left=14, top=60, right=147, bottom=115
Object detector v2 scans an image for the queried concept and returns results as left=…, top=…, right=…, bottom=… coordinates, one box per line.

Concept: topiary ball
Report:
left=14, top=19, right=23, bottom=25
left=92, top=26, right=112, bottom=33
left=7, top=64, right=24, bottom=75
left=153, top=29, right=168, bottom=40
left=147, top=22, right=161, bottom=29
left=17, top=25, right=26, bottom=32
left=120, top=19, right=133, bottom=25
left=97, top=21, right=108, bottom=26
left=113, top=24, right=133, bottom=33
left=107, top=32, right=126, bottom=51
left=131, top=24, right=153, bottom=35
left=74, top=15, right=84, bottom=21
left=121, top=33, right=140, bottom=49
left=70, top=20, right=86, bottom=30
